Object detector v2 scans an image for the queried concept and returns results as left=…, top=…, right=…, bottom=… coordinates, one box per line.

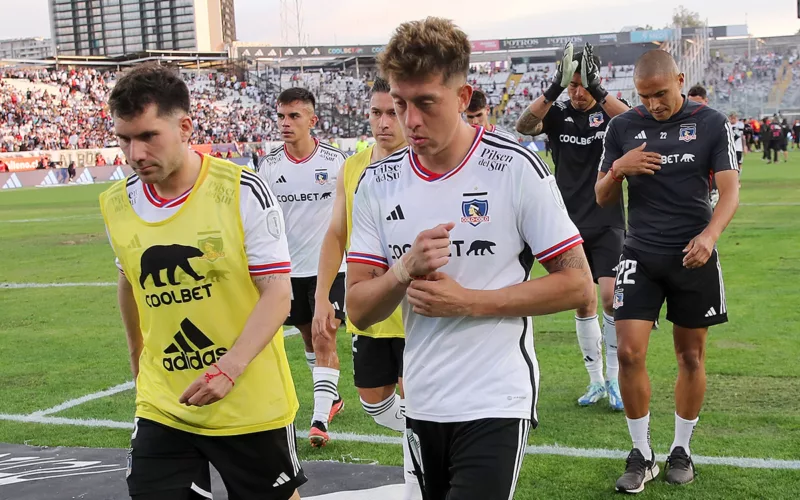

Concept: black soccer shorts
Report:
left=285, top=272, right=346, bottom=326
left=406, top=417, right=531, bottom=500
left=352, top=334, right=405, bottom=388
left=612, top=245, right=728, bottom=329
left=579, top=226, right=625, bottom=283
left=127, top=418, right=307, bottom=500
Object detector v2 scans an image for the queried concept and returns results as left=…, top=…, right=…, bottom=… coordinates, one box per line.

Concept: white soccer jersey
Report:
left=110, top=162, right=290, bottom=277
left=258, top=140, right=347, bottom=277
left=487, top=124, right=517, bottom=141
left=732, top=121, right=745, bottom=152
left=348, top=128, right=582, bottom=424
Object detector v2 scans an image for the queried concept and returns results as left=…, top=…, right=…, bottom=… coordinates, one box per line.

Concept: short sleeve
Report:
left=710, top=117, right=739, bottom=174
left=599, top=116, right=623, bottom=173
left=256, top=155, right=277, bottom=187
left=516, top=157, right=583, bottom=263
left=240, top=170, right=291, bottom=276
left=541, top=102, right=563, bottom=137
left=346, top=179, right=389, bottom=270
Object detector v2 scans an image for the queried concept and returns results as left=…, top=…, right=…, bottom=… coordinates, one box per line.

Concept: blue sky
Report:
left=9, top=0, right=799, bottom=44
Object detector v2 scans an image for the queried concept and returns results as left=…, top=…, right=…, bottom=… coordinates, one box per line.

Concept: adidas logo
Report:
left=109, top=166, right=127, bottom=181
left=272, top=472, right=291, bottom=487
left=75, top=169, right=94, bottom=185
left=332, top=301, right=341, bottom=311
left=162, top=318, right=227, bottom=372
left=127, top=235, right=141, bottom=249
left=564, top=117, right=574, bottom=123
left=705, top=307, right=717, bottom=318
left=2, top=173, right=22, bottom=189
left=386, top=205, right=405, bottom=221
left=635, top=131, right=647, bottom=140
left=276, top=176, right=287, bottom=184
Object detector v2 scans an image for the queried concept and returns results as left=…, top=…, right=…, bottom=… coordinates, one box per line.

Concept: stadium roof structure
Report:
left=0, top=49, right=229, bottom=69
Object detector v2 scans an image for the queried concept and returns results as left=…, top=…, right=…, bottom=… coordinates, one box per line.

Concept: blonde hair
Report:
left=379, top=17, right=471, bottom=84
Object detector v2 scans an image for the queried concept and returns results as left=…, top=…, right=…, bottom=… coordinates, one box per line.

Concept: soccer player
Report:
left=516, top=42, right=630, bottom=410
left=687, top=84, right=708, bottom=105
left=729, top=113, right=745, bottom=178
left=313, top=76, right=420, bottom=499
left=100, top=64, right=304, bottom=500
left=464, top=89, right=516, bottom=140
left=258, top=88, right=347, bottom=447
left=792, top=119, right=800, bottom=150
left=596, top=50, right=739, bottom=493
left=778, top=119, right=790, bottom=162
left=347, top=18, right=594, bottom=499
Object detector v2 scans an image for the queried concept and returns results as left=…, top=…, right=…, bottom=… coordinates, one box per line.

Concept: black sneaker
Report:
left=616, top=448, right=659, bottom=494
left=665, top=446, right=695, bottom=485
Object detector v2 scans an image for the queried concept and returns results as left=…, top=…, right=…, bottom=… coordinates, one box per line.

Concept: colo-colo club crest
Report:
left=461, top=198, right=490, bottom=227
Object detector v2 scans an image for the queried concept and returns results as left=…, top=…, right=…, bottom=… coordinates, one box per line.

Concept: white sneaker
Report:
left=577, top=382, right=607, bottom=406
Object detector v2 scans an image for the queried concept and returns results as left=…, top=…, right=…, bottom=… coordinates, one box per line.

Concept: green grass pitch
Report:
left=1, top=153, right=799, bottom=499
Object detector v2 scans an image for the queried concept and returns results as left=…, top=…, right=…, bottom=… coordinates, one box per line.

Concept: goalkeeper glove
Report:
left=581, top=43, right=608, bottom=103
left=544, top=42, right=578, bottom=103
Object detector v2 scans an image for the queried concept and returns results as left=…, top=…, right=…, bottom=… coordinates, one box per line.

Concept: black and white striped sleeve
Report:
left=239, top=171, right=291, bottom=276
left=711, top=116, right=739, bottom=173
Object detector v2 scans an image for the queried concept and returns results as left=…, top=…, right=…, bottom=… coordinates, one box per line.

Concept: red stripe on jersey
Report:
left=346, top=257, right=390, bottom=270
left=536, top=234, right=584, bottom=262
left=284, top=139, right=320, bottom=164
left=690, top=104, right=706, bottom=116
left=143, top=183, right=192, bottom=208
left=410, top=127, right=484, bottom=182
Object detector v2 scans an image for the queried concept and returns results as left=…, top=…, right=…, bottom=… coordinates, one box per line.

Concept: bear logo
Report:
left=466, top=240, right=496, bottom=256
left=204, top=269, right=230, bottom=283
left=139, top=244, right=205, bottom=288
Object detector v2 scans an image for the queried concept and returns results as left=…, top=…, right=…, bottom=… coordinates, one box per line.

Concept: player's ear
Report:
left=310, top=113, right=319, bottom=129
left=457, top=82, right=473, bottom=114
left=178, top=114, right=193, bottom=143
left=677, top=72, right=685, bottom=89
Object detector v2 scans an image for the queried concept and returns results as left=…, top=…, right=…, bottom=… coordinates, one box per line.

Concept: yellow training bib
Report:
left=344, top=146, right=404, bottom=339
left=100, top=156, right=298, bottom=436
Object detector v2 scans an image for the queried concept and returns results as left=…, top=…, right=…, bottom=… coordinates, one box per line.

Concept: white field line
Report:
left=29, top=381, right=135, bottom=417
left=0, top=412, right=797, bottom=470
left=1, top=282, right=116, bottom=289
left=739, top=202, right=800, bottom=206
left=0, top=214, right=101, bottom=224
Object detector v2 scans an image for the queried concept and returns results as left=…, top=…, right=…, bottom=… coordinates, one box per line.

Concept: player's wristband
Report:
left=610, top=167, right=625, bottom=182
left=588, top=83, right=608, bottom=104
left=391, top=256, right=413, bottom=285
left=543, top=82, right=565, bottom=103
left=205, top=364, right=235, bottom=385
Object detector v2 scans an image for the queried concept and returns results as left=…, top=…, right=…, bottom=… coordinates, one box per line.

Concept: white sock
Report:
left=603, top=311, right=619, bottom=381
left=576, top=315, right=604, bottom=384
left=305, top=351, right=316, bottom=371
left=671, top=413, right=699, bottom=456
left=627, top=413, right=652, bottom=460
left=312, top=367, right=339, bottom=425
left=361, top=394, right=405, bottom=432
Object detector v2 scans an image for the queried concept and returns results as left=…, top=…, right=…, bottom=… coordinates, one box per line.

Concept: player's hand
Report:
left=312, top=300, right=339, bottom=342
left=179, top=357, right=239, bottom=407
left=544, top=43, right=577, bottom=102
left=406, top=272, right=471, bottom=318
left=682, top=231, right=716, bottom=269
left=558, top=42, right=578, bottom=88
left=404, top=222, right=455, bottom=277
left=581, top=43, right=608, bottom=102
left=612, top=143, right=662, bottom=177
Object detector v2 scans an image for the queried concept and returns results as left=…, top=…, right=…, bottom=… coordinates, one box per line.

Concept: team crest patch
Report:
left=679, top=123, right=697, bottom=142
left=315, top=169, right=329, bottom=184
left=198, top=236, right=225, bottom=262
left=461, top=198, right=490, bottom=226
left=613, top=288, right=624, bottom=310
left=589, top=112, right=604, bottom=128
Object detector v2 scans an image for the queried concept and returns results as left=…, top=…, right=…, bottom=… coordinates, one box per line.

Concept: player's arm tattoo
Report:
left=516, top=107, right=544, bottom=136
left=541, top=247, right=591, bottom=279
left=369, top=268, right=381, bottom=279
left=252, top=274, right=290, bottom=285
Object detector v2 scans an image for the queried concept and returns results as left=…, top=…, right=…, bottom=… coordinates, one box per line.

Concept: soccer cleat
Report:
left=309, top=420, right=329, bottom=448
left=328, top=396, right=344, bottom=423
left=577, top=382, right=607, bottom=406
left=616, top=448, right=659, bottom=494
left=665, top=446, right=695, bottom=485
left=607, top=379, right=624, bottom=411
